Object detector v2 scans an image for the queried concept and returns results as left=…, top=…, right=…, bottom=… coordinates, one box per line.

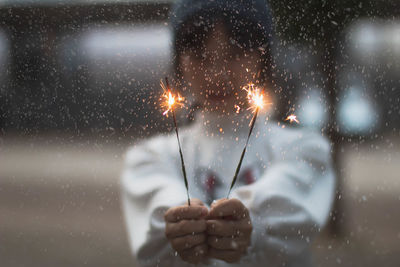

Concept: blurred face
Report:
left=179, top=23, right=263, bottom=114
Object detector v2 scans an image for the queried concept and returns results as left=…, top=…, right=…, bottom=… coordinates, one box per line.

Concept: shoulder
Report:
left=125, top=134, right=176, bottom=166
left=124, top=122, right=197, bottom=165
left=267, top=124, right=332, bottom=162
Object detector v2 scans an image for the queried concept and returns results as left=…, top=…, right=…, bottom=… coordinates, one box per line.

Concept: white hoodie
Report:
left=121, top=111, right=335, bottom=267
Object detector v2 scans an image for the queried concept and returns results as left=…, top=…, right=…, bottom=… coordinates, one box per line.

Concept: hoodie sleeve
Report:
left=231, top=130, right=335, bottom=265
left=121, top=136, right=194, bottom=267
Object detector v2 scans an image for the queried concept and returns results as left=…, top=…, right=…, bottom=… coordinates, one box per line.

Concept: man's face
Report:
left=179, top=23, right=263, bottom=114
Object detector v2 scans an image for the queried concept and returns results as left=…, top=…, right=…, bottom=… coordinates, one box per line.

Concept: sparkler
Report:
left=227, top=83, right=267, bottom=198
left=161, top=77, right=190, bottom=206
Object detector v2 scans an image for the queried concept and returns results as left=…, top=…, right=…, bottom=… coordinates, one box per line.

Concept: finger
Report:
left=207, top=219, right=236, bottom=236
left=208, top=235, right=249, bottom=251
left=208, top=247, right=242, bottom=263
left=166, top=219, right=206, bottom=238
left=211, top=198, right=227, bottom=208
left=179, top=244, right=208, bottom=264
left=170, top=234, right=206, bottom=251
left=164, top=205, right=208, bottom=222
left=211, top=201, right=235, bottom=220
left=191, top=198, right=205, bottom=206
left=206, top=219, right=252, bottom=237
left=208, top=198, right=249, bottom=220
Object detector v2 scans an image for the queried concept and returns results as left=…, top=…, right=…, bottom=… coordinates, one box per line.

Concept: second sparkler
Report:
left=227, top=84, right=269, bottom=198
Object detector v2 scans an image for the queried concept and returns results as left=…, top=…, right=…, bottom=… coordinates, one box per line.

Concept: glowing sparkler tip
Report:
left=160, top=79, right=184, bottom=116
left=285, top=114, right=300, bottom=124
left=243, top=83, right=266, bottom=112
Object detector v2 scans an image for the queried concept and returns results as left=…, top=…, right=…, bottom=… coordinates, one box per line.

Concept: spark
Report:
left=234, top=105, right=241, bottom=114
left=161, top=80, right=184, bottom=116
left=243, top=83, right=267, bottom=114
left=285, top=114, right=300, bottom=124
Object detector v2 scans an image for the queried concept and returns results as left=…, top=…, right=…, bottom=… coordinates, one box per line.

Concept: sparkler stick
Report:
left=227, top=84, right=266, bottom=198
left=161, top=77, right=191, bottom=206
left=227, top=107, right=259, bottom=198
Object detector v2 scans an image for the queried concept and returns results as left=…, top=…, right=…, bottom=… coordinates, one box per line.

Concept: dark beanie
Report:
left=170, top=0, right=275, bottom=50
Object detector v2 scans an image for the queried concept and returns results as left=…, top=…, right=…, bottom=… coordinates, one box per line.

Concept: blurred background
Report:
left=0, top=0, right=399, bottom=266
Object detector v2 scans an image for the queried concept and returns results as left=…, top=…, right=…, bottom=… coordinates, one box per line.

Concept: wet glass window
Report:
left=0, top=1, right=399, bottom=266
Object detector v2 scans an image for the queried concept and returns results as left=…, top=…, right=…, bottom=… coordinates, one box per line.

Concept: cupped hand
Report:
left=164, top=198, right=209, bottom=264
left=206, top=198, right=253, bottom=263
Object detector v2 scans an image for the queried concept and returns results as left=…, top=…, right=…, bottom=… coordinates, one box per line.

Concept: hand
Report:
left=164, top=198, right=209, bottom=264
left=206, top=198, right=253, bottom=263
